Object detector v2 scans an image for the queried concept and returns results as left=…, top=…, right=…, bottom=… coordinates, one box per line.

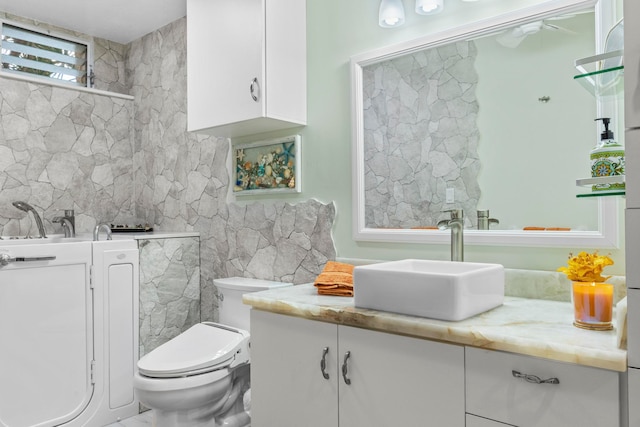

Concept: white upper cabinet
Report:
left=186, top=0, right=307, bottom=138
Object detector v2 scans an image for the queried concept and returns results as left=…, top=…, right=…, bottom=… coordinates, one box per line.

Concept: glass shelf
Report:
left=574, top=50, right=624, bottom=97
left=576, top=175, right=625, bottom=198
left=577, top=190, right=625, bottom=198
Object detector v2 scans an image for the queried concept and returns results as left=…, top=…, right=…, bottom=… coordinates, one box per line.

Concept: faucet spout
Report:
left=447, top=219, right=464, bottom=262
left=477, top=209, right=499, bottom=230
left=53, top=217, right=75, bottom=237
left=12, top=201, right=46, bottom=238
left=94, top=224, right=112, bottom=241
left=53, top=209, right=75, bottom=238
left=438, top=209, right=464, bottom=262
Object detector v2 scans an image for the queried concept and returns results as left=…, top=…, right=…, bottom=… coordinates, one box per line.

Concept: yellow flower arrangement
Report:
left=557, top=251, right=614, bottom=283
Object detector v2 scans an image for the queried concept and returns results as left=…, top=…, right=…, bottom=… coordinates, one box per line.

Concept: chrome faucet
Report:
left=437, top=209, right=464, bottom=262
left=53, top=209, right=76, bottom=238
left=12, top=201, right=47, bottom=238
left=477, top=209, right=499, bottom=230
left=93, top=224, right=112, bottom=241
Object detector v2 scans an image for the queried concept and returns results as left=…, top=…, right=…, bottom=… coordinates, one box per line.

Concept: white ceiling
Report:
left=0, top=0, right=186, bottom=44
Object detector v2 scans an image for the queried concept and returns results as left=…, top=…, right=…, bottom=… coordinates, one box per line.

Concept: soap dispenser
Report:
left=590, top=117, right=625, bottom=191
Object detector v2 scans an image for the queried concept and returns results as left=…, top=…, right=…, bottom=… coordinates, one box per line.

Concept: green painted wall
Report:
left=234, top=0, right=625, bottom=275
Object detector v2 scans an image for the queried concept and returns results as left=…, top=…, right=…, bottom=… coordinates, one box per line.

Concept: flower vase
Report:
left=572, top=281, right=613, bottom=331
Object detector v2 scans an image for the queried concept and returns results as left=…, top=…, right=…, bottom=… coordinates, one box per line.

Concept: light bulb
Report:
left=379, top=0, right=406, bottom=28
left=415, top=0, right=444, bottom=15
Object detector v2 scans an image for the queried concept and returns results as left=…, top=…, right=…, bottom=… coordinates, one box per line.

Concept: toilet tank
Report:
left=214, top=277, right=292, bottom=332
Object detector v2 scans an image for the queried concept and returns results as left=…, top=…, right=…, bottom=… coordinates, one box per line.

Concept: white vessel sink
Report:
left=353, top=259, right=505, bottom=321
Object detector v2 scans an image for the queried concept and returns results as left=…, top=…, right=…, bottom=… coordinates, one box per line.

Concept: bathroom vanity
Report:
left=245, top=284, right=625, bottom=427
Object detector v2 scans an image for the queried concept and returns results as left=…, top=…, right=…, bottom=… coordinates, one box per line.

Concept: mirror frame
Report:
left=351, top=0, right=621, bottom=248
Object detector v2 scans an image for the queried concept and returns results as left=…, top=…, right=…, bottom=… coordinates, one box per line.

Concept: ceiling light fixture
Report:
left=415, top=0, right=444, bottom=15
left=379, top=0, right=406, bottom=28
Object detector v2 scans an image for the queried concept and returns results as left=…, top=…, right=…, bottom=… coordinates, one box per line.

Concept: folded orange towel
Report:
left=314, top=261, right=355, bottom=297
left=317, top=287, right=354, bottom=296
left=322, top=261, right=355, bottom=275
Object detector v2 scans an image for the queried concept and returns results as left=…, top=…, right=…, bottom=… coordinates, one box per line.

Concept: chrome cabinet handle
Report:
left=512, top=370, right=559, bottom=385
left=0, top=253, right=56, bottom=266
left=249, top=77, right=260, bottom=102
left=320, top=347, right=330, bottom=379
left=342, top=351, right=352, bottom=385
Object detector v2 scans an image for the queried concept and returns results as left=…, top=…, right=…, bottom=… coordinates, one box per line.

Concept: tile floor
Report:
left=104, top=411, right=152, bottom=427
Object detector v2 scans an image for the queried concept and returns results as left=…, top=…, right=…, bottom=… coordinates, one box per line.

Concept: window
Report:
left=1, top=21, right=92, bottom=88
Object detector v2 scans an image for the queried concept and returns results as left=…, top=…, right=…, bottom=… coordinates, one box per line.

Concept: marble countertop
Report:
left=243, top=283, right=627, bottom=372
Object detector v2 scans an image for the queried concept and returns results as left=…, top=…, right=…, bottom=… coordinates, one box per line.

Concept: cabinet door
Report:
left=250, top=310, right=339, bottom=427
left=338, top=325, right=465, bottom=427
left=187, top=0, right=264, bottom=132
left=629, top=368, right=640, bottom=427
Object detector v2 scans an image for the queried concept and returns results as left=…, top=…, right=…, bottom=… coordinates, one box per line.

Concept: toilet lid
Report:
left=137, top=322, right=250, bottom=378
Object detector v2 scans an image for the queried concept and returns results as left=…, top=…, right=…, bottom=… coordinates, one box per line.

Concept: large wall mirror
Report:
left=351, top=0, right=621, bottom=248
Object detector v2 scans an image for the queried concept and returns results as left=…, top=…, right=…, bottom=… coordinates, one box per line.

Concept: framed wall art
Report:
left=232, top=135, right=301, bottom=195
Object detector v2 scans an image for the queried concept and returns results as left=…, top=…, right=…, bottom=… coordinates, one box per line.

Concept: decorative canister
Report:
left=590, top=118, right=625, bottom=192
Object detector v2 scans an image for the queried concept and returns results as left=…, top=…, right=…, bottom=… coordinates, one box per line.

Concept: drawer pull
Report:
left=249, top=77, right=260, bottom=102
left=320, top=347, right=330, bottom=380
left=512, top=370, right=559, bottom=385
left=342, top=351, right=352, bottom=385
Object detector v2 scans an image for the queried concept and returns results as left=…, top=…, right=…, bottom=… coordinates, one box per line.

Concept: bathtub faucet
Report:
left=53, top=210, right=76, bottom=238
left=93, top=224, right=112, bottom=241
left=12, top=201, right=47, bottom=239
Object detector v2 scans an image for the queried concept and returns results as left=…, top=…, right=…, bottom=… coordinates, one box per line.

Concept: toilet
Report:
left=133, top=277, right=291, bottom=427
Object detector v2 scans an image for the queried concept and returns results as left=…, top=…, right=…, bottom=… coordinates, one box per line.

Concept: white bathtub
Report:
left=0, top=236, right=140, bottom=426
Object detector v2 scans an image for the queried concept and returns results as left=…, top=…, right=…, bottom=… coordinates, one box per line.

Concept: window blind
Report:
left=1, top=23, right=89, bottom=87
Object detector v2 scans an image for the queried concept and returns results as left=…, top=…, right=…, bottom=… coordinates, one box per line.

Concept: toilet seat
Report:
left=138, top=322, right=250, bottom=378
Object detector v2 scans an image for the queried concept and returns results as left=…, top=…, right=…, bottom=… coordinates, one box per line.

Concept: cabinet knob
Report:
left=342, top=351, right=352, bottom=385
left=320, top=347, right=330, bottom=380
left=512, top=370, right=559, bottom=385
left=250, top=77, right=260, bottom=102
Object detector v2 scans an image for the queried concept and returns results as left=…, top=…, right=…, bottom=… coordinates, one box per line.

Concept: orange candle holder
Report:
left=572, top=281, right=613, bottom=331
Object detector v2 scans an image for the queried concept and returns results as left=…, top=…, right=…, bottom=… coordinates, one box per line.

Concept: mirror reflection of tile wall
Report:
left=363, top=41, right=481, bottom=229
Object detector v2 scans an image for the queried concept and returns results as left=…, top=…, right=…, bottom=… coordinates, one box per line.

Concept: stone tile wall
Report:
left=138, top=236, right=200, bottom=356
left=362, top=41, right=481, bottom=229
left=0, top=78, right=136, bottom=235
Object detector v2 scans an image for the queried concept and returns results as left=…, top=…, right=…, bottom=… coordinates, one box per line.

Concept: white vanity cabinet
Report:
left=186, top=0, right=306, bottom=138
left=465, top=347, right=620, bottom=427
left=250, top=310, right=465, bottom=427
